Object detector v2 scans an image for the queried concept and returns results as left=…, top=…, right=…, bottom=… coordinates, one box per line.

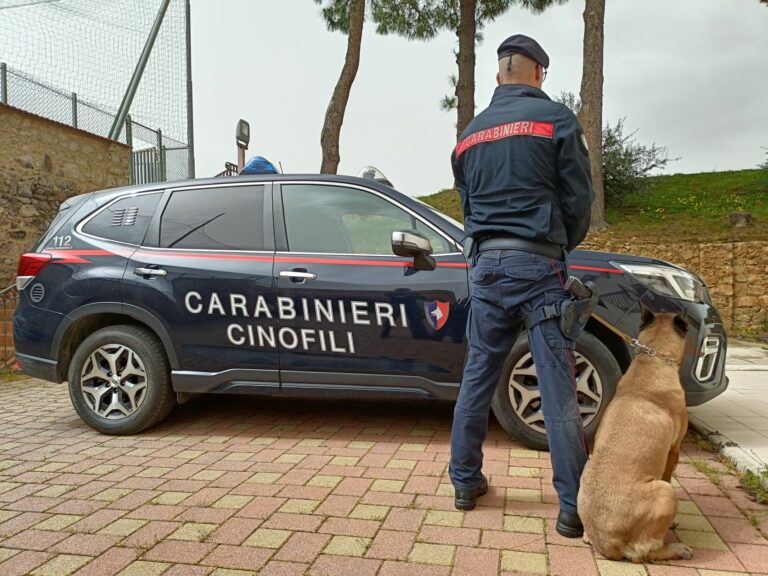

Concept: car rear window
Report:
left=80, top=192, right=161, bottom=245
left=159, top=185, right=266, bottom=251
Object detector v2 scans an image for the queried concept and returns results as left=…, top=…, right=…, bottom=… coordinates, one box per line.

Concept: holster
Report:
left=523, top=278, right=599, bottom=341
left=558, top=290, right=598, bottom=340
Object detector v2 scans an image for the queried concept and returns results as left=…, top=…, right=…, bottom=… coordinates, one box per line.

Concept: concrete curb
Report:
left=688, top=413, right=768, bottom=488
left=725, top=364, right=768, bottom=372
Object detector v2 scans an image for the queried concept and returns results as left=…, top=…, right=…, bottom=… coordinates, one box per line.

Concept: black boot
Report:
left=555, top=510, right=584, bottom=538
left=454, top=475, right=488, bottom=511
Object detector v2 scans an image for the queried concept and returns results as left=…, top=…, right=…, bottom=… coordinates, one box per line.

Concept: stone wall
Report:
left=0, top=104, right=130, bottom=287
left=581, top=238, right=768, bottom=333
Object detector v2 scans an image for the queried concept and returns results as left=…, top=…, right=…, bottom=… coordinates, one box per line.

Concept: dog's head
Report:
left=638, top=305, right=689, bottom=365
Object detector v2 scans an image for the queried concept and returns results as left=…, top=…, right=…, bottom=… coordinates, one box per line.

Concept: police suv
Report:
left=13, top=175, right=728, bottom=449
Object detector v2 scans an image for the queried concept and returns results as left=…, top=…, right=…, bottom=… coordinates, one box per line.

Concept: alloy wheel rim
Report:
left=80, top=343, right=148, bottom=420
left=507, top=351, right=603, bottom=435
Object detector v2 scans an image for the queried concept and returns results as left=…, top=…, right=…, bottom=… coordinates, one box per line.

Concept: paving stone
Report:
left=259, top=560, right=310, bottom=576
left=728, top=543, right=768, bottom=573
left=143, top=540, right=215, bottom=564
left=424, top=510, right=464, bottom=528
left=505, top=488, right=543, bottom=503
left=0, top=551, right=53, bottom=576
left=243, top=528, right=292, bottom=549
left=330, top=456, right=360, bottom=466
left=151, top=492, right=191, bottom=505
left=247, top=472, right=283, bottom=484
left=548, top=545, right=599, bottom=576
left=71, top=547, right=139, bottom=576
left=118, top=560, right=170, bottom=576
left=33, top=514, right=82, bottom=531
left=278, top=498, right=320, bottom=514
left=409, top=543, right=455, bottom=566
left=674, top=530, right=728, bottom=550
left=596, top=559, right=649, bottom=576
left=212, top=495, right=253, bottom=509
left=319, top=517, right=381, bottom=538
left=1, top=529, right=69, bottom=551
left=503, top=515, right=545, bottom=534
left=501, top=550, right=548, bottom=574
left=308, top=554, right=381, bottom=576
left=98, top=518, right=148, bottom=537
left=673, top=513, right=715, bottom=532
left=371, top=479, right=406, bottom=493
left=379, top=560, right=450, bottom=576
left=387, top=459, right=418, bottom=470
left=307, top=475, right=342, bottom=488
left=274, top=532, right=331, bottom=563
left=53, top=534, right=120, bottom=556
left=350, top=504, right=390, bottom=521
left=29, top=554, right=91, bottom=576
left=453, top=546, right=499, bottom=576
left=168, top=522, right=218, bottom=542
left=324, top=535, right=371, bottom=557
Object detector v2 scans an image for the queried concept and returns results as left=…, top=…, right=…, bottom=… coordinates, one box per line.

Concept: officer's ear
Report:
left=496, top=72, right=501, bottom=86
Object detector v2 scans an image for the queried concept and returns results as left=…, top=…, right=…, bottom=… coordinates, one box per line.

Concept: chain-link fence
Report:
left=1, top=64, right=190, bottom=184
left=0, top=0, right=193, bottom=184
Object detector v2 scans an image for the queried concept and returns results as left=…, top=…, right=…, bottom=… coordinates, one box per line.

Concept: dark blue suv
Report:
left=13, top=175, right=728, bottom=449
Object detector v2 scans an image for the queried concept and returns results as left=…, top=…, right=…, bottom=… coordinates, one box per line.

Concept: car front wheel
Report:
left=491, top=331, right=621, bottom=451
left=67, top=325, right=176, bottom=434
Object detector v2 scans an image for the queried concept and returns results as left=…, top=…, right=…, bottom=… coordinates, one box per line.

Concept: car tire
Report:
left=491, top=331, right=621, bottom=451
left=67, top=325, right=175, bottom=434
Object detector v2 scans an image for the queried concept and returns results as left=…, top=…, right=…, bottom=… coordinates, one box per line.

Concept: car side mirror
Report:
left=392, top=230, right=436, bottom=271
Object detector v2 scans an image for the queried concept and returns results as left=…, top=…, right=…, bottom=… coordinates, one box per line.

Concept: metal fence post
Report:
left=0, top=63, right=7, bottom=104
left=126, top=115, right=134, bottom=184
left=71, top=92, right=78, bottom=128
left=185, top=0, right=195, bottom=178
left=157, top=129, right=166, bottom=182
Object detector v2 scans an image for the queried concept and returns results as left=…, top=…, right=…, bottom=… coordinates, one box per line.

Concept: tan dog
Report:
left=578, top=310, right=692, bottom=563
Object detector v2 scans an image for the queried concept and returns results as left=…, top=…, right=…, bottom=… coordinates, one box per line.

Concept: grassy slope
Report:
left=420, top=169, right=768, bottom=243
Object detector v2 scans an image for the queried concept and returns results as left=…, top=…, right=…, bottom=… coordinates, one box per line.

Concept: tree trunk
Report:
left=579, top=0, right=606, bottom=231
left=455, top=0, right=476, bottom=140
left=320, top=0, right=365, bottom=174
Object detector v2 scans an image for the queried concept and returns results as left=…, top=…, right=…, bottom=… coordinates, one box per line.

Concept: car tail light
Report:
left=17, top=253, right=53, bottom=291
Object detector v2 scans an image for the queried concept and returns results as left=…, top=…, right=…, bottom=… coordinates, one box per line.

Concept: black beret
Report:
left=497, top=34, right=549, bottom=69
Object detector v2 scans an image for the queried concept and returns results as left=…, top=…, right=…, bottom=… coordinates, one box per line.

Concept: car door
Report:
left=273, top=181, right=469, bottom=400
left=122, top=181, right=279, bottom=394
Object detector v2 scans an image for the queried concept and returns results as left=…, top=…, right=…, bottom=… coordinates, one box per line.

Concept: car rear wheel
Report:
left=68, top=325, right=175, bottom=434
left=491, top=331, right=621, bottom=451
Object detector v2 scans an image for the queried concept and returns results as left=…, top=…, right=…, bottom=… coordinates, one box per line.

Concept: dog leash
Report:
left=589, top=311, right=677, bottom=366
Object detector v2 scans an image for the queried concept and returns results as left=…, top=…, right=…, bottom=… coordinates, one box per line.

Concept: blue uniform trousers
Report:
left=449, top=249, right=588, bottom=515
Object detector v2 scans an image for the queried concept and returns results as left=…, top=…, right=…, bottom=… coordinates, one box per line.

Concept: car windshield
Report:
left=414, top=199, right=465, bottom=231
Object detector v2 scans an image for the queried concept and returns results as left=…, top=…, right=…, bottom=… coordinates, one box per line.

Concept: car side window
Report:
left=159, top=185, right=266, bottom=251
left=81, top=192, right=161, bottom=245
left=282, top=184, right=451, bottom=255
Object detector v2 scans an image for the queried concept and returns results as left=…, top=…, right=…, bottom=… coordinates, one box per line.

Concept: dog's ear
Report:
left=673, top=315, right=689, bottom=335
left=639, top=303, right=655, bottom=330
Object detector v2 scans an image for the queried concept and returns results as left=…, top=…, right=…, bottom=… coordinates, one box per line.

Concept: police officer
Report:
left=449, top=34, right=594, bottom=538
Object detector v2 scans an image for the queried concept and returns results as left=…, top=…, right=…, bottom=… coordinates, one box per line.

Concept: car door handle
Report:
left=279, top=270, right=317, bottom=282
left=134, top=267, right=167, bottom=278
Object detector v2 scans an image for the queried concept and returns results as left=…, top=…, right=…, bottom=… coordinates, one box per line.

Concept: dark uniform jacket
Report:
left=451, top=84, right=595, bottom=252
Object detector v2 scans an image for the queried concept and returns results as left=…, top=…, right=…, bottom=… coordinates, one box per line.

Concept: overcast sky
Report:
left=190, top=0, right=768, bottom=197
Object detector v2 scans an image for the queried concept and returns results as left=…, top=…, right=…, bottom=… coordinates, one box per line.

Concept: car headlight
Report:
left=615, top=263, right=707, bottom=302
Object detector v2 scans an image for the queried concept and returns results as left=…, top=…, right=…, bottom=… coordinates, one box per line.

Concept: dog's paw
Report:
left=582, top=533, right=592, bottom=545
left=669, top=520, right=678, bottom=529
left=669, top=543, right=693, bottom=560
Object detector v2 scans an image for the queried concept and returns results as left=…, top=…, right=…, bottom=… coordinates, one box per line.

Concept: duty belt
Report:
left=476, top=237, right=563, bottom=260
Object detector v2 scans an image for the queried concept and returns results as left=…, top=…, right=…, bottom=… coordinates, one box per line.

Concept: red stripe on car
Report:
left=41, top=249, right=469, bottom=269
left=570, top=265, right=623, bottom=274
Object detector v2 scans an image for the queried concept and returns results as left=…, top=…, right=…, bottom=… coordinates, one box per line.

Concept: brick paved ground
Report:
left=0, top=378, right=766, bottom=576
